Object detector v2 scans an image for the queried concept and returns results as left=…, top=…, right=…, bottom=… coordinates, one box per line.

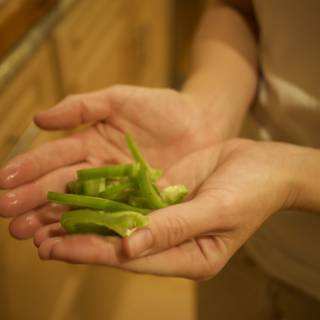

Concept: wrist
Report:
left=285, top=145, right=320, bottom=213
left=264, top=142, right=320, bottom=214
left=181, top=91, right=230, bottom=142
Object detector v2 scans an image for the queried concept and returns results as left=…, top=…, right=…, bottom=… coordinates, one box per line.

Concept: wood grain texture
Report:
left=0, top=0, right=57, bottom=59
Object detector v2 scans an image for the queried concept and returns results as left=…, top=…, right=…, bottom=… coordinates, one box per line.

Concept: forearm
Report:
left=182, top=3, right=258, bottom=138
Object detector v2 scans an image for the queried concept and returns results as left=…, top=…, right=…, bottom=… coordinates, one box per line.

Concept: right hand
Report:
left=33, top=139, right=298, bottom=280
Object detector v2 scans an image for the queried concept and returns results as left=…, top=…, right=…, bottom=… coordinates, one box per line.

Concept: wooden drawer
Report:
left=0, top=43, right=59, bottom=163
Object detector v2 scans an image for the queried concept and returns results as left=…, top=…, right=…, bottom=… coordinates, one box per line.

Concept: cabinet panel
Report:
left=53, top=0, right=132, bottom=93
left=0, top=43, right=59, bottom=163
left=54, top=0, right=172, bottom=93
left=0, top=43, right=86, bottom=320
left=129, top=0, right=172, bottom=86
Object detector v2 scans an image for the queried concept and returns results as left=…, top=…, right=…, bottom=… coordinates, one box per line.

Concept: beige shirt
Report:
left=245, top=0, right=320, bottom=300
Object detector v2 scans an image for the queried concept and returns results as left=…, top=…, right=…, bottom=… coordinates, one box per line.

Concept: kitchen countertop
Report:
left=0, top=0, right=76, bottom=92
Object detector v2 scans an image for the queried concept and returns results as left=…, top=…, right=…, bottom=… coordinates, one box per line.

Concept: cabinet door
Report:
left=129, top=0, right=172, bottom=87
left=0, top=43, right=87, bottom=320
left=0, top=43, right=59, bottom=163
left=53, top=0, right=133, bottom=93
left=54, top=0, right=172, bottom=93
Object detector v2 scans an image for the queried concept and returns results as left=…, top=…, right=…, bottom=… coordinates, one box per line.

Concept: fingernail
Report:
left=0, top=192, right=20, bottom=217
left=24, top=213, right=37, bottom=227
left=0, top=162, right=21, bottom=187
left=126, top=228, right=153, bottom=258
left=39, top=237, right=63, bottom=260
left=5, top=192, right=18, bottom=206
left=49, top=238, right=63, bottom=259
left=51, top=237, right=63, bottom=245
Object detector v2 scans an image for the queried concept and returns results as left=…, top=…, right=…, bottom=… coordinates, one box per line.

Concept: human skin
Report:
left=2, top=2, right=319, bottom=279
left=0, top=3, right=258, bottom=239
left=27, top=140, right=320, bottom=279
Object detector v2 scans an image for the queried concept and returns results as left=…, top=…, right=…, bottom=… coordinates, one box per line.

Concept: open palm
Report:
left=34, top=85, right=217, bottom=168
left=0, top=85, right=217, bottom=239
left=23, top=139, right=295, bottom=280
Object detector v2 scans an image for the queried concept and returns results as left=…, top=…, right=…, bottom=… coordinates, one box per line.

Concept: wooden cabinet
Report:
left=0, top=3, right=197, bottom=320
left=0, top=0, right=173, bottom=163
left=53, top=0, right=172, bottom=93
left=129, top=0, right=172, bottom=86
left=53, top=0, right=133, bottom=93
left=0, top=43, right=59, bottom=163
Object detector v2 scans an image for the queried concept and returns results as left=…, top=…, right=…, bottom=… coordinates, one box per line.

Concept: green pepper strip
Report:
left=125, top=133, right=163, bottom=181
left=137, top=166, right=167, bottom=209
left=77, top=164, right=137, bottom=180
left=128, top=196, right=149, bottom=208
left=61, top=209, right=149, bottom=237
left=48, top=192, right=150, bottom=215
left=82, top=178, right=106, bottom=196
left=67, top=180, right=83, bottom=194
left=161, top=185, right=188, bottom=205
left=125, top=133, right=148, bottom=168
left=98, top=181, right=135, bottom=201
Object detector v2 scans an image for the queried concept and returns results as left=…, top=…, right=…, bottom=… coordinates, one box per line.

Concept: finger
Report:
left=121, top=236, right=228, bottom=279
left=39, top=234, right=228, bottom=279
left=123, top=195, right=232, bottom=259
left=9, top=203, right=65, bottom=240
left=0, top=135, right=86, bottom=189
left=34, top=222, right=66, bottom=248
left=0, top=162, right=88, bottom=218
left=34, top=89, right=114, bottom=130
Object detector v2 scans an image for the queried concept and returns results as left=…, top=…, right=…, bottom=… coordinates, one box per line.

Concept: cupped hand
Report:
left=31, top=139, right=299, bottom=280
left=0, top=85, right=218, bottom=239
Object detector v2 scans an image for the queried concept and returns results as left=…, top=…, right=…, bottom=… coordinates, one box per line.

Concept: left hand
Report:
left=0, top=85, right=222, bottom=240
left=32, top=139, right=300, bottom=280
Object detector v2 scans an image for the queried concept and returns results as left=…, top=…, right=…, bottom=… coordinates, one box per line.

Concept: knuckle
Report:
left=85, top=236, right=108, bottom=263
left=153, top=214, right=189, bottom=248
left=164, top=214, right=189, bottom=245
left=187, top=237, right=227, bottom=281
left=107, top=85, right=133, bottom=99
left=64, top=94, right=79, bottom=103
left=51, top=242, right=62, bottom=257
left=8, top=219, right=20, bottom=239
left=85, top=235, right=102, bottom=248
left=218, top=192, right=238, bottom=212
left=105, top=85, right=136, bottom=107
left=163, top=88, right=178, bottom=97
left=191, top=260, right=222, bottom=282
left=211, top=192, right=241, bottom=229
left=108, top=84, right=129, bottom=92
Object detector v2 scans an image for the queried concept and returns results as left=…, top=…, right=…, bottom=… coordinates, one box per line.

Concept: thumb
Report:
left=34, top=87, right=121, bottom=130
left=123, top=196, right=221, bottom=258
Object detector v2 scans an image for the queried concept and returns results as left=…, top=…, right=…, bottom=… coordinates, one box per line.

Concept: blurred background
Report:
left=0, top=1, right=208, bottom=319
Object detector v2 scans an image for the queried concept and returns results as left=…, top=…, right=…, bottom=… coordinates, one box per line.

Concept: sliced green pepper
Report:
left=67, top=180, right=83, bottom=194
left=125, top=133, right=162, bottom=181
left=162, top=185, right=188, bottom=205
left=125, top=133, right=148, bottom=168
left=128, top=195, right=149, bottom=208
left=98, top=180, right=135, bottom=201
left=137, top=165, right=167, bottom=209
left=61, top=210, right=149, bottom=237
left=77, top=164, right=138, bottom=180
left=48, top=191, right=150, bottom=215
left=47, top=132, right=189, bottom=237
left=82, top=178, right=106, bottom=196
